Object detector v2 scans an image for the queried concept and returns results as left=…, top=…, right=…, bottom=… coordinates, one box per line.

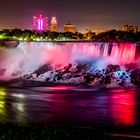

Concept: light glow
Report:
left=33, top=15, right=48, bottom=31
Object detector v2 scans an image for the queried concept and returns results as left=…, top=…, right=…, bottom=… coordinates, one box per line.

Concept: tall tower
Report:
left=50, top=17, right=58, bottom=32
left=33, top=15, right=48, bottom=31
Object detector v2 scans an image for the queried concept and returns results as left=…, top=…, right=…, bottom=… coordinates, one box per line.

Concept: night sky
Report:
left=0, top=0, right=139, bottom=32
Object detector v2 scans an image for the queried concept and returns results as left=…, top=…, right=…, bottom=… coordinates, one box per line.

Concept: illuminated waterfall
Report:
left=18, top=42, right=136, bottom=64
left=0, top=41, right=137, bottom=80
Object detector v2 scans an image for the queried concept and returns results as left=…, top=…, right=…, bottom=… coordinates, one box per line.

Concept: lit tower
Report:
left=50, top=17, right=58, bottom=32
left=33, top=15, right=48, bottom=31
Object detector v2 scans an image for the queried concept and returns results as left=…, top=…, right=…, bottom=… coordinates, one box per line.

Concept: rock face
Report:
left=0, top=39, right=19, bottom=48
left=0, top=68, right=6, bottom=76
left=15, top=63, right=138, bottom=88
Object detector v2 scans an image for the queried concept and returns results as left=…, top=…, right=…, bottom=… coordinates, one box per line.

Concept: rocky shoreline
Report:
left=15, top=63, right=140, bottom=88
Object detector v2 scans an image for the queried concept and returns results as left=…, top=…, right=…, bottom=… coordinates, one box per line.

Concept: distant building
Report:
left=33, top=15, right=48, bottom=31
left=122, top=25, right=138, bottom=33
left=64, top=23, right=77, bottom=33
left=50, top=17, right=58, bottom=32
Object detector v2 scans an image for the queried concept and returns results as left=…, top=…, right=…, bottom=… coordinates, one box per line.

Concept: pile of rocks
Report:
left=17, top=62, right=140, bottom=88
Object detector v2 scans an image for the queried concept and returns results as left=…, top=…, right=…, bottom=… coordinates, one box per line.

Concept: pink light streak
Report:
left=33, top=14, right=48, bottom=31
left=40, top=18, right=43, bottom=30
left=38, top=18, right=41, bottom=30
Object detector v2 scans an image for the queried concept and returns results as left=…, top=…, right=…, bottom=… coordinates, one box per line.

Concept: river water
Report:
left=0, top=81, right=139, bottom=131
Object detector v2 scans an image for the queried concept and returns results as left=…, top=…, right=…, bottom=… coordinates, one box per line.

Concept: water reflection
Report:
left=0, top=87, right=28, bottom=124
left=111, top=89, right=136, bottom=126
left=0, top=86, right=138, bottom=129
left=11, top=100, right=27, bottom=124
left=0, top=88, right=7, bottom=122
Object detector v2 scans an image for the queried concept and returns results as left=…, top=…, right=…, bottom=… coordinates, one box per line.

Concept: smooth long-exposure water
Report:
left=0, top=81, right=140, bottom=131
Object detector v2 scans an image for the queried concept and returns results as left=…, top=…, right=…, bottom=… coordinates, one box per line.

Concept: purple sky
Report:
left=0, top=0, right=139, bottom=32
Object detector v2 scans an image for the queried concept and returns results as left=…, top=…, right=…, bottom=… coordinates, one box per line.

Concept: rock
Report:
left=0, top=68, right=6, bottom=76
left=18, top=62, right=136, bottom=88
left=131, top=69, right=140, bottom=86
left=0, top=39, right=19, bottom=48
left=106, top=64, right=121, bottom=73
left=33, top=64, right=52, bottom=77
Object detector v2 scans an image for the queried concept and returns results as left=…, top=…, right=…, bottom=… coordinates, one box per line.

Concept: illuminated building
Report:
left=64, top=23, right=77, bottom=33
left=50, top=17, right=58, bottom=32
left=33, top=15, right=48, bottom=31
left=122, top=25, right=138, bottom=33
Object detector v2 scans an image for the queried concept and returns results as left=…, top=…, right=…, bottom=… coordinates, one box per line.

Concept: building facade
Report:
left=122, top=25, right=139, bottom=33
left=50, top=17, right=58, bottom=32
left=64, top=23, right=77, bottom=33
left=33, top=15, right=48, bottom=31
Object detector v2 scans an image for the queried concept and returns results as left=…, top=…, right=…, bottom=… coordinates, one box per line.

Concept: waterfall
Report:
left=0, top=41, right=137, bottom=80
left=17, top=42, right=136, bottom=64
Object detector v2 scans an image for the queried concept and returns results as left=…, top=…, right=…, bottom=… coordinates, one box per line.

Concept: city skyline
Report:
left=0, top=0, right=139, bottom=32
